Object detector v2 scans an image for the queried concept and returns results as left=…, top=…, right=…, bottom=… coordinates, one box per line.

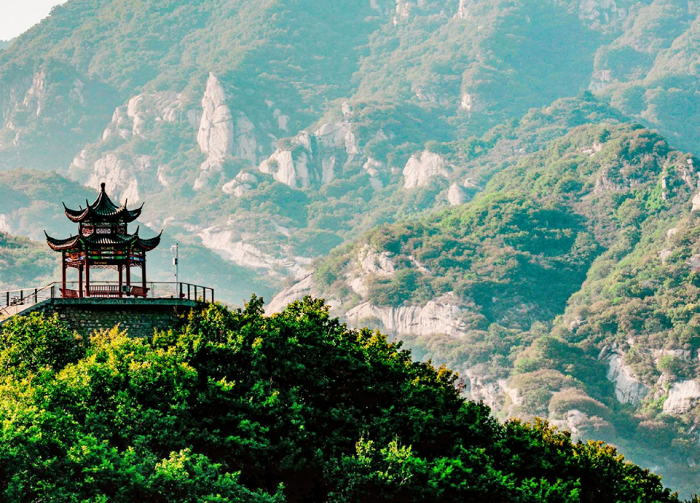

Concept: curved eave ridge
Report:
left=136, top=231, right=162, bottom=251
left=45, top=231, right=80, bottom=252
left=63, top=203, right=89, bottom=223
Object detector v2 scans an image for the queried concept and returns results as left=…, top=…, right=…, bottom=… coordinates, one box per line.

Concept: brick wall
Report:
left=21, top=298, right=201, bottom=338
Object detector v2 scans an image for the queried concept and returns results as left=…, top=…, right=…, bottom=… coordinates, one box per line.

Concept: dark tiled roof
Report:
left=45, top=227, right=162, bottom=253
left=63, top=183, right=143, bottom=224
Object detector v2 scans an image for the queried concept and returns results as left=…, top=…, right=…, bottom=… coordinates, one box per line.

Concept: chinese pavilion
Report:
left=45, top=183, right=162, bottom=298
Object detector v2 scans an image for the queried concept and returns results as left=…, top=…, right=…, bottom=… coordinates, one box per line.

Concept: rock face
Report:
left=198, top=225, right=310, bottom=281
left=692, top=191, right=700, bottom=212
left=86, top=154, right=150, bottom=204
left=606, top=353, right=649, bottom=405
left=103, top=92, right=194, bottom=141
left=265, top=274, right=319, bottom=314
left=403, top=151, right=451, bottom=189
left=222, top=172, right=259, bottom=196
left=363, top=158, right=385, bottom=190
left=663, top=380, right=700, bottom=415
left=456, top=0, right=470, bottom=19
left=359, top=245, right=395, bottom=277
left=259, top=133, right=313, bottom=189
left=460, top=93, right=475, bottom=111
left=447, top=183, right=467, bottom=206
left=195, top=74, right=234, bottom=190
left=344, top=294, right=468, bottom=338
left=258, top=117, right=360, bottom=189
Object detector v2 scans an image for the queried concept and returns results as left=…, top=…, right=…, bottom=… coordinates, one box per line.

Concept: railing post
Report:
left=179, top=282, right=183, bottom=299
left=5, top=291, right=8, bottom=307
left=34, top=289, right=38, bottom=304
left=20, top=290, right=23, bottom=303
left=187, top=284, right=191, bottom=300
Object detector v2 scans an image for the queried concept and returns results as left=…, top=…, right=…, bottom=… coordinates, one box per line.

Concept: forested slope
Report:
left=282, top=122, right=700, bottom=494
left=0, top=300, right=686, bottom=502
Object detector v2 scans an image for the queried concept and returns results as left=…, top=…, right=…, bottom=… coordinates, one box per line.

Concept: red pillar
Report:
left=126, top=259, right=131, bottom=295
left=118, top=264, right=123, bottom=298
left=61, top=252, right=67, bottom=295
left=85, top=258, right=90, bottom=297
left=78, top=263, right=83, bottom=298
left=142, top=256, right=147, bottom=292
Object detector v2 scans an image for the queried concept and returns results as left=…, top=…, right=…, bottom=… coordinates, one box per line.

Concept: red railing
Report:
left=0, top=281, right=214, bottom=318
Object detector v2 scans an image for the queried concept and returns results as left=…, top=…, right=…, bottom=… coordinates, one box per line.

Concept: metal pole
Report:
left=171, top=243, right=179, bottom=298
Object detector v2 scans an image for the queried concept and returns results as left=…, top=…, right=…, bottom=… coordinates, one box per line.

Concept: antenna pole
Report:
left=171, top=243, right=179, bottom=297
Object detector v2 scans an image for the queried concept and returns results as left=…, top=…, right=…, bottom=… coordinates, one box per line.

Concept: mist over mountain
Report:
left=1, top=0, right=700, bottom=496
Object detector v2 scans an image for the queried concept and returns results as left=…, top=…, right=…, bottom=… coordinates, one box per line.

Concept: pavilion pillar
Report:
left=61, top=252, right=67, bottom=294
left=126, top=259, right=131, bottom=295
left=85, top=258, right=91, bottom=297
left=118, top=264, right=123, bottom=298
left=142, top=255, right=147, bottom=292
left=78, top=263, right=83, bottom=298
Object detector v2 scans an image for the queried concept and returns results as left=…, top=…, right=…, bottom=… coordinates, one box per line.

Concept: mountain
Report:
left=0, top=40, right=11, bottom=52
left=2, top=0, right=700, bottom=496
left=0, top=300, right=684, bottom=502
left=0, top=231, right=54, bottom=290
left=1, top=0, right=700, bottom=302
left=272, top=121, right=700, bottom=493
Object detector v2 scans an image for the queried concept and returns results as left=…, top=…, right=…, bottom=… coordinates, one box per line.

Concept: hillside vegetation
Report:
left=1, top=0, right=700, bottom=304
left=0, top=300, right=687, bottom=502
left=0, top=232, right=54, bottom=290
left=301, top=122, right=700, bottom=493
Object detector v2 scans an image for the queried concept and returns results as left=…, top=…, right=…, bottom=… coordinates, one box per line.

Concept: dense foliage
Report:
left=311, top=123, right=700, bottom=494
left=0, top=301, right=685, bottom=502
left=0, top=232, right=54, bottom=290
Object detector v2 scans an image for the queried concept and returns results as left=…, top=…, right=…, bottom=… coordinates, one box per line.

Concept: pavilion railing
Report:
left=0, top=281, right=214, bottom=318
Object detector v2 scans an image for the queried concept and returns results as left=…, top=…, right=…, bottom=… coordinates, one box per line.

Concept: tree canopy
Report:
left=0, top=300, right=685, bottom=502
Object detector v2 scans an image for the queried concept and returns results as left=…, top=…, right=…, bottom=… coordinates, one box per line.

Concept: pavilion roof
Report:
left=63, top=183, right=143, bottom=223
left=45, top=227, right=162, bottom=253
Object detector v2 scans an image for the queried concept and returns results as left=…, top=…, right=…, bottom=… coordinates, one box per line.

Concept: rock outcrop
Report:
left=259, top=133, right=313, bottom=189
left=195, top=74, right=234, bottom=190
left=102, top=91, right=195, bottom=141
left=222, top=172, right=259, bottom=197
left=76, top=153, right=151, bottom=204
left=456, top=0, right=470, bottom=19
left=606, top=353, right=649, bottom=405
left=463, top=370, right=504, bottom=409
left=198, top=225, right=310, bottom=281
left=403, top=151, right=451, bottom=189
left=358, top=245, right=395, bottom=277
left=344, top=294, right=468, bottom=338
left=258, top=117, right=360, bottom=189
left=579, top=0, right=627, bottom=25
left=447, top=183, right=467, bottom=206
left=363, top=158, right=385, bottom=190
left=265, top=274, right=320, bottom=314
left=663, top=380, right=700, bottom=415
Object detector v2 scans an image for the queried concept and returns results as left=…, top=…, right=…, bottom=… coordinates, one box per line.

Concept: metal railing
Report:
left=0, top=281, right=214, bottom=318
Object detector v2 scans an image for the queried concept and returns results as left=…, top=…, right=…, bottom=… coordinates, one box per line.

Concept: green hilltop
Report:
left=0, top=300, right=686, bottom=502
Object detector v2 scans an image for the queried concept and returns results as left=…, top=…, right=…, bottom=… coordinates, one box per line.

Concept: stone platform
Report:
left=6, top=297, right=202, bottom=338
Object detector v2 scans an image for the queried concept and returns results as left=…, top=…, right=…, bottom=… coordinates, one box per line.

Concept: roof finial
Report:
left=100, top=182, right=106, bottom=192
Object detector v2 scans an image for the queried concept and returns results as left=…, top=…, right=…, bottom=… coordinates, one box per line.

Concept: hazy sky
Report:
left=0, top=0, right=68, bottom=41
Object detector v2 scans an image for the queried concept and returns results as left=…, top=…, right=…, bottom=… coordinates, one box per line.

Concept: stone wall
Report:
left=15, top=298, right=201, bottom=338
